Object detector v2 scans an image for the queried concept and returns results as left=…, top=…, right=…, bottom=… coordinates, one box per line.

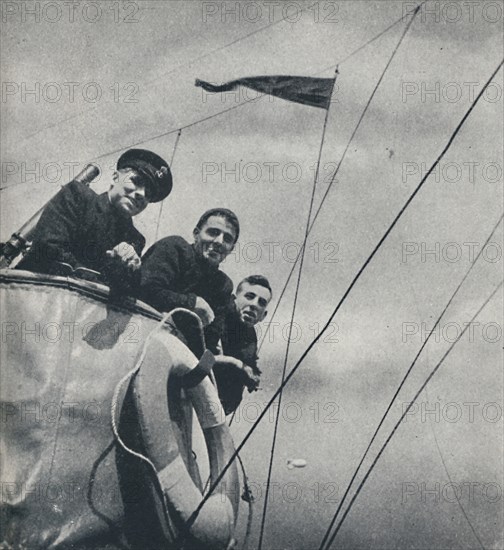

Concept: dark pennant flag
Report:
left=195, top=75, right=336, bottom=109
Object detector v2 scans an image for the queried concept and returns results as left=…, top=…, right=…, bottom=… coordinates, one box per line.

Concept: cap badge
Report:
left=156, top=166, right=169, bottom=179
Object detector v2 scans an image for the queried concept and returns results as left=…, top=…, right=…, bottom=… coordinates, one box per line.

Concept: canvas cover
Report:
left=0, top=270, right=199, bottom=549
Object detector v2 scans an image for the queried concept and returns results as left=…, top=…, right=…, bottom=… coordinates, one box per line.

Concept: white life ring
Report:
left=132, top=332, right=240, bottom=549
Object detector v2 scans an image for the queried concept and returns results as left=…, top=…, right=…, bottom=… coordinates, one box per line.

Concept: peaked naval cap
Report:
left=117, top=148, right=172, bottom=203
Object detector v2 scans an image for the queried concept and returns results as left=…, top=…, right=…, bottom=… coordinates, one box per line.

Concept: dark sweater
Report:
left=17, top=180, right=145, bottom=290
left=139, top=235, right=233, bottom=353
left=214, top=307, right=261, bottom=415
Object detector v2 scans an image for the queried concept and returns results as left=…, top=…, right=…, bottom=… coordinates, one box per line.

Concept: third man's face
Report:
left=193, top=215, right=237, bottom=267
left=235, top=282, right=271, bottom=326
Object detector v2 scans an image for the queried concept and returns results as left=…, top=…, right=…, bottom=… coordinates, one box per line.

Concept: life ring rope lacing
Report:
left=110, top=308, right=204, bottom=474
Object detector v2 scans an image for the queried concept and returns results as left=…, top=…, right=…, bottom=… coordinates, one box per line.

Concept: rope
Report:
left=257, top=67, right=339, bottom=550
left=91, top=100, right=259, bottom=163
left=258, top=8, right=419, bottom=542
left=110, top=311, right=172, bottom=468
left=228, top=409, right=236, bottom=426
left=154, top=129, right=182, bottom=242
left=225, top=390, right=254, bottom=548
left=163, top=306, right=207, bottom=355
left=236, top=452, right=254, bottom=550
left=179, top=56, right=504, bottom=536
left=201, top=437, right=254, bottom=549
left=318, top=212, right=503, bottom=550
left=110, top=307, right=204, bottom=464
left=109, top=307, right=206, bottom=545
left=323, top=279, right=503, bottom=549
left=401, top=279, right=484, bottom=547
left=259, top=3, right=422, bottom=351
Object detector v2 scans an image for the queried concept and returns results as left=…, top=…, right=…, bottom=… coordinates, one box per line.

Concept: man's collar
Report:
left=191, top=243, right=219, bottom=272
left=229, top=306, right=256, bottom=330
left=97, top=192, right=130, bottom=224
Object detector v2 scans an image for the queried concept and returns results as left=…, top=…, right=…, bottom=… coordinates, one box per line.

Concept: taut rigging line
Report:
left=179, top=52, right=504, bottom=550
left=318, top=212, right=503, bottom=550
left=258, top=1, right=424, bottom=352
left=322, top=277, right=503, bottom=549
left=20, top=3, right=314, bottom=144
left=257, top=5, right=422, bottom=547
left=257, top=67, right=339, bottom=550
left=0, top=3, right=425, bottom=193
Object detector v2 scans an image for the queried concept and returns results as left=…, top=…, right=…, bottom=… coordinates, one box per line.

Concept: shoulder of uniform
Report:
left=57, top=180, right=101, bottom=212
left=65, top=179, right=96, bottom=198
left=143, top=235, right=192, bottom=259
left=155, top=235, right=190, bottom=250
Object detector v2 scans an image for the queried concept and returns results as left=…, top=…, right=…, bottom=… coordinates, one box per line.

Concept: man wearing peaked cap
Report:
left=18, top=148, right=172, bottom=292
left=116, top=148, right=172, bottom=202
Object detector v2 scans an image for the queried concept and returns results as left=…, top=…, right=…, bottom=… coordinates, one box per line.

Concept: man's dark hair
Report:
left=237, top=275, right=272, bottom=298
left=195, top=208, right=240, bottom=243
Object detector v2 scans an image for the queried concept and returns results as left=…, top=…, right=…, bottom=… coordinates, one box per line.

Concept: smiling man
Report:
left=139, top=208, right=240, bottom=352
left=214, top=275, right=272, bottom=415
left=17, top=148, right=172, bottom=291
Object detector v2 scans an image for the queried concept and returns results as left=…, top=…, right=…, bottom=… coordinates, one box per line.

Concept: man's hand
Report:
left=106, top=242, right=141, bottom=272
left=194, top=296, right=215, bottom=326
left=214, top=355, right=261, bottom=392
left=242, top=365, right=261, bottom=392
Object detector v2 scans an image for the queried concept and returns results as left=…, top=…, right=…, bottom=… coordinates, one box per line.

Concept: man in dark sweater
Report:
left=139, top=208, right=240, bottom=353
left=214, top=275, right=272, bottom=415
left=17, top=148, right=172, bottom=292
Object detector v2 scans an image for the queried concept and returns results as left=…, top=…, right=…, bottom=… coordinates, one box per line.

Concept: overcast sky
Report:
left=1, top=1, right=503, bottom=548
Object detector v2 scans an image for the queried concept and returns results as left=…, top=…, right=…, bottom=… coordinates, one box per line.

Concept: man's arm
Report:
left=139, top=237, right=197, bottom=311
left=204, top=276, right=233, bottom=353
left=219, top=312, right=261, bottom=388
left=214, top=354, right=261, bottom=392
left=100, top=223, right=146, bottom=291
left=129, top=228, right=146, bottom=259
left=27, top=180, right=85, bottom=269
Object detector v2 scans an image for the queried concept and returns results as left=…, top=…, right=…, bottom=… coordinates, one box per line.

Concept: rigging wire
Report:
left=0, top=2, right=424, bottom=193
left=425, top=385, right=486, bottom=550
left=258, top=2, right=423, bottom=351
left=141, top=2, right=315, bottom=88
left=0, top=96, right=259, bottom=193
left=20, top=3, right=313, bottom=145
left=320, top=0, right=426, bottom=70
left=257, top=8, right=422, bottom=545
left=89, top=3, right=423, bottom=164
left=154, top=129, right=182, bottom=242
left=178, top=52, right=504, bottom=547
left=323, top=279, right=503, bottom=549
left=404, top=275, right=487, bottom=550
left=318, top=212, right=503, bottom=550
left=91, top=99, right=258, bottom=162
left=257, top=67, right=339, bottom=550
